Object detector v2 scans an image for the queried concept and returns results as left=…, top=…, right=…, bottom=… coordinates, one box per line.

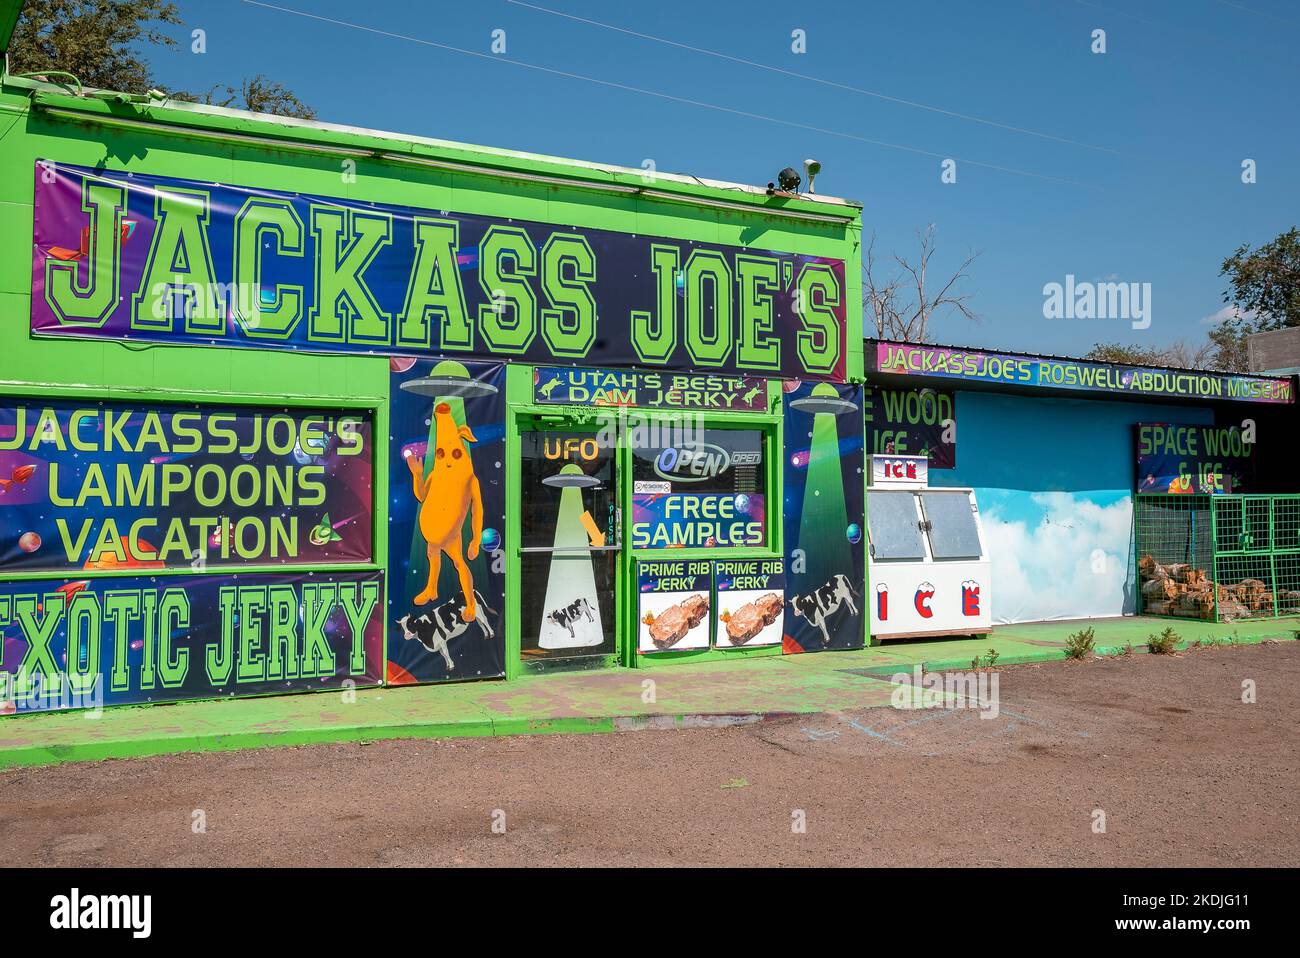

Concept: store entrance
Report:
left=518, top=425, right=621, bottom=667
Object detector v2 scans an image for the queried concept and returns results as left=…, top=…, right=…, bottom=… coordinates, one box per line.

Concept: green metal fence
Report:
left=1135, top=494, right=1300, bottom=622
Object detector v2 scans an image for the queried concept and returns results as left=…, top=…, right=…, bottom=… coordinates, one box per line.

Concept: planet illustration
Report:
left=846, top=523, right=863, bottom=544
left=782, top=380, right=801, bottom=393
left=389, top=356, right=418, bottom=373
left=18, top=531, right=41, bottom=553
left=481, top=527, right=501, bottom=552
left=733, top=494, right=751, bottom=513
left=292, top=442, right=313, bottom=465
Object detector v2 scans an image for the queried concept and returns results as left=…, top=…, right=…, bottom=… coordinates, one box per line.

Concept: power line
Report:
left=506, top=0, right=1124, bottom=156
left=242, top=1, right=1103, bottom=189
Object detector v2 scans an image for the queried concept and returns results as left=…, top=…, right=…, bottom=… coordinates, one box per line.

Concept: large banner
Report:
left=782, top=381, right=866, bottom=651
left=32, top=162, right=848, bottom=382
left=0, top=398, right=373, bottom=571
left=1136, top=422, right=1256, bottom=494
left=864, top=385, right=956, bottom=469
left=386, top=359, right=506, bottom=684
left=875, top=341, right=1293, bottom=404
left=0, top=569, right=384, bottom=714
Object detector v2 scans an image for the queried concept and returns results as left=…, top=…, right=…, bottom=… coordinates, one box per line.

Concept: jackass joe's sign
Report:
left=31, top=163, right=848, bottom=382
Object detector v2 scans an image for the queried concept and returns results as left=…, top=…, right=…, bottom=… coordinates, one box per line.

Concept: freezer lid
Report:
left=867, top=490, right=927, bottom=559
left=919, top=491, right=983, bottom=559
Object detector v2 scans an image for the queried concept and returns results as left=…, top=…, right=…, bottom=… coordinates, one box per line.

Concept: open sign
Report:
left=654, top=442, right=731, bottom=482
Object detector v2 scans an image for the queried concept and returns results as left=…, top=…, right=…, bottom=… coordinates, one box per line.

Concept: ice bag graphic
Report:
left=961, top=580, right=981, bottom=616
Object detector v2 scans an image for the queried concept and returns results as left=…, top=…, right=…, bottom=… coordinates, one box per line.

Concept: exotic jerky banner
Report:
left=31, top=162, right=848, bottom=382
left=782, top=381, right=866, bottom=652
left=386, top=359, right=506, bottom=684
left=0, top=570, right=383, bottom=714
left=875, top=341, right=1294, bottom=404
left=1136, top=422, right=1257, bottom=494
left=864, top=385, right=956, bottom=469
left=0, top=399, right=373, bottom=571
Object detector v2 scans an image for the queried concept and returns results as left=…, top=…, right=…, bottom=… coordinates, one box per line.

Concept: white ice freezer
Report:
left=866, top=455, right=992, bottom=640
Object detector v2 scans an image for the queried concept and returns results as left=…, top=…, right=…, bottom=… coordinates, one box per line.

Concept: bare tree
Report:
left=864, top=224, right=981, bottom=342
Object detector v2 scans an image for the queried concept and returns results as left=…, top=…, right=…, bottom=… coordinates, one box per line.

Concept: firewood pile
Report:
left=1138, top=554, right=1299, bottom=620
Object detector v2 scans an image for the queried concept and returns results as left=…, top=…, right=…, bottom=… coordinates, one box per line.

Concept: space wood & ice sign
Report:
left=31, top=163, right=848, bottom=382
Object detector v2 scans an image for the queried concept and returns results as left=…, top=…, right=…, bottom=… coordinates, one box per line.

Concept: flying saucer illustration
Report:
left=398, top=359, right=499, bottom=399
left=542, top=462, right=601, bottom=489
left=788, top=381, right=856, bottom=416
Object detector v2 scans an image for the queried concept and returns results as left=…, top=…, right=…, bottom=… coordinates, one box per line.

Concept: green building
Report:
left=0, top=45, right=868, bottom=714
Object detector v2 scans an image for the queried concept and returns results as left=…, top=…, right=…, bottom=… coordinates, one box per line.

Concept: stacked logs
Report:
left=1135, top=554, right=1290, bottom=621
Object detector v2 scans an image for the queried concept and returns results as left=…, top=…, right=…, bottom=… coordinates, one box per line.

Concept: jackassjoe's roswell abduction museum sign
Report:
left=31, top=162, right=849, bottom=382
left=874, top=342, right=1294, bottom=404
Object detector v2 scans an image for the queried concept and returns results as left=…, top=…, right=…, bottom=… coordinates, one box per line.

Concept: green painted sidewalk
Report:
left=2, top=615, right=1296, bottom=768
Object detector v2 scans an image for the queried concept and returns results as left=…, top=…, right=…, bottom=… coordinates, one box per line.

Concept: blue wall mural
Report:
left=930, top=392, right=1212, bottom=623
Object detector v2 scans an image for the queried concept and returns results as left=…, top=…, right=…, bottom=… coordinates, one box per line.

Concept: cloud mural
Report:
left=976, top=489, right=1135, bottom=623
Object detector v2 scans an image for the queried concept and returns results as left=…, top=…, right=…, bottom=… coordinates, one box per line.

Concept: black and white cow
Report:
left=546, top=597, right=596, bottom=638
left=396, top=590, right=496, bottom=671
left=789, top=573, right=860, bottom=647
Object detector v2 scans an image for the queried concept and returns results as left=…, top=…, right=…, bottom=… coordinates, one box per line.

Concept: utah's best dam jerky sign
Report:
left=31, top=163, right=848, bottom=381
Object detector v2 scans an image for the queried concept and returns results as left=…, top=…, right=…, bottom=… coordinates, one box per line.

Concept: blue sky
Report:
left=153, top=0, right=1298, bottom=358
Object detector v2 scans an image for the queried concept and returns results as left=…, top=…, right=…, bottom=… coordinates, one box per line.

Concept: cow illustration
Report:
left=789, top=573, right=860, bottom=647
left=546, top=597, right=596, bottom=638
left=397, top=589, right=496, bottom=671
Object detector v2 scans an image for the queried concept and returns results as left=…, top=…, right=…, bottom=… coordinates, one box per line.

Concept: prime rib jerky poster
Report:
left=32, top=162, right=848, bottom=383
left=781, top=381, right=866, bottom=652
left=637, top=559, right=711, bottom=653
left=715, top=558, right=785, bottom=648
left=0, top=398, right=373, bottom=571
left=386, top=359, right=506, bottom=684
left=0, top=569, right=383, bottom=714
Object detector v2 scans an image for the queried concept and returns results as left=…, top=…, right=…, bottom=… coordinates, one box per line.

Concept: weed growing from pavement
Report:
left=1147, top=626, right=1181, bottom=655
left=1064, top=627, right=1096, bottom=660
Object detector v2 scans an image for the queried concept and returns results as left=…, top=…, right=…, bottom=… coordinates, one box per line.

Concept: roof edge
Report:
left=6, top=74, right=863, bottom=218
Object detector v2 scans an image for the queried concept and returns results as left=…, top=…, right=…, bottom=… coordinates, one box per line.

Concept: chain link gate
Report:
left=1135, top=493, right=1300, bottom=622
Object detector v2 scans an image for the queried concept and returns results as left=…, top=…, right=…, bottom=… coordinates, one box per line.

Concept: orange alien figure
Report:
left=406, top=402, right=483, bottom=620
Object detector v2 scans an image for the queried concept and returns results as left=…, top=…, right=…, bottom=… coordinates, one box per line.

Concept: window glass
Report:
left=921, top=491, right=982, bottom=559
left=631, top=426, right=766, bottom=550
left=866, top=491, right=925, bottom=559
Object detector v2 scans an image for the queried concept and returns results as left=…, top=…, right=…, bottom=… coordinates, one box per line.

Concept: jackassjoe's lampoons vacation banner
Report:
left=31, top=162, right=848, bottom=382
left=0, top=398, right=373, bottom=571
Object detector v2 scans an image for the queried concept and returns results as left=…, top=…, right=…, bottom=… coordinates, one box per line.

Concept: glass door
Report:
left=518, top=426, right=621, bottom=664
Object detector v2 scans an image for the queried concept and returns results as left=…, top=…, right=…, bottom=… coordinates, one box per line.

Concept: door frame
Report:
left=508, top=410, right=624, bottom=676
